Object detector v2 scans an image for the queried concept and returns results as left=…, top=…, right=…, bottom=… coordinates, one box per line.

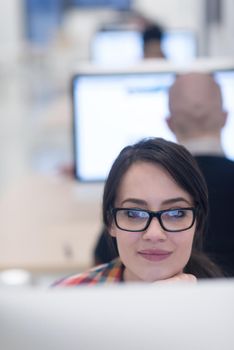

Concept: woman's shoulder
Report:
left=53, top=258, right=123, bottom=286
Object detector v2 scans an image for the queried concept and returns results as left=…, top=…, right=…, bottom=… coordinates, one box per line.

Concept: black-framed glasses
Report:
left=111, top=207, right=196, bottom=233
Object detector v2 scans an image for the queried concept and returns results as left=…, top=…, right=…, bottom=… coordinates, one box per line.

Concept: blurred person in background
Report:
left=142, top=23, right=165, bottom=59
left=166, top=72, right=234, bottom=276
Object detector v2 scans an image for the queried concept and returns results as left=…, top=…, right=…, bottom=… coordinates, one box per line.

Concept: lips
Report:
left=138, top=249, right=172, bottom=262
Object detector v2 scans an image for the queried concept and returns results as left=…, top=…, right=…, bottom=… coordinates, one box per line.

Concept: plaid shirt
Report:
left=54, top=259, right=124, bottom=286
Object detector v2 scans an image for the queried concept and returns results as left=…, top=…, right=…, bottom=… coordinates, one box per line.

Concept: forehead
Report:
left=115, top=161, right=192, bottom=205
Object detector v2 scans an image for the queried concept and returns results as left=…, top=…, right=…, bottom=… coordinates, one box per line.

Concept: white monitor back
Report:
left=1, top=280, right=234, bottom=350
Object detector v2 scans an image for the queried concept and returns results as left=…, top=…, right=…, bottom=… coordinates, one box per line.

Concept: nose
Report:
left=142, top=217, right=167, bottom=241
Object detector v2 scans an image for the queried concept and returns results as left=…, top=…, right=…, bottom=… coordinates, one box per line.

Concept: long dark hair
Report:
left=102, top=137, right=223, bottom=278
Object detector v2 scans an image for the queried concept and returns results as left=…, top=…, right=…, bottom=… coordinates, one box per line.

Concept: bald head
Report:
left=167, top=72, right=227, bottom=141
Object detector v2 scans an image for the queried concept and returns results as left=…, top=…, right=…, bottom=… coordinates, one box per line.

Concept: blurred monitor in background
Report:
left=91, top=27, right=197, bottom=65
left=162, top=29, right=197, bottom=63
left=214, top=70, right=234, bottom=159
left=72, top=70, right=176, bottom=181
left=91, top=28, right=143, bottom=66
left=72, top=68, right=234, bottom=183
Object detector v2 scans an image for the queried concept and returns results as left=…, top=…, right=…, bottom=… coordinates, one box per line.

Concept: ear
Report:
left=166, top=115, right=174, bottom=132
left=221, top=111, right=228, bottom=128
left=109, top=224, right=117, bottom=238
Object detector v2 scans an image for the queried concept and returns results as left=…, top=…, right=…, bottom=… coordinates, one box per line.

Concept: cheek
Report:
left=168, top=232, right=195, bottom=275
left=110, top=221, right=141, bottom=243
left=112, top=229, right=141, bottom=253
left=171, top=229, right=195, bottom=256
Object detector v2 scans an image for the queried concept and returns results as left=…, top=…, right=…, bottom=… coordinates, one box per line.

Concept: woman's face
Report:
left=110, top=161, right=196, bottom=282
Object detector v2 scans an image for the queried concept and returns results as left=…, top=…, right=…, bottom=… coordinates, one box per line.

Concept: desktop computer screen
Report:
left=214, top=69, right=234, bottom=162
left=72, top=68, right=234, bottom=182
left=91, top=29, right=143, bottom=66
left=162, top=29, right=197, bottom=63
left=91, top=28, right=197, bottom=65
left=73, top=70, right=176, bottom=181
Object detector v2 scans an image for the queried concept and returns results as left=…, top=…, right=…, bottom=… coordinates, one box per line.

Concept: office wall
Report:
left=0, top=0, right=24, bottom=63
left=1, top=0, right=232, bottom=61
left=217, top=0, right=234, bottom=55
left=135, top=0, right=201, bottom=29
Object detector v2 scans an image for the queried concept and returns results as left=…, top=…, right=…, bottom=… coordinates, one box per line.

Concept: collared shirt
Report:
left=54, top=259, right=124, bottom=286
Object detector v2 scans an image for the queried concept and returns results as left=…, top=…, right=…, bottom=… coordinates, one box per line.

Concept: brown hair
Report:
left=102, top=137, right=223, bottom=278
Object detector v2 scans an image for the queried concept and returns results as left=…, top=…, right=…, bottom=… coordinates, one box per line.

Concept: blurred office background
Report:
left=0, top=0, right=233, bottom=286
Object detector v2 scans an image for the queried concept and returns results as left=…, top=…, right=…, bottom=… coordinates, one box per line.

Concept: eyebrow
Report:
left=121, top=197, right=191, bottom=207
left=162, top=197, right=191, bottom=206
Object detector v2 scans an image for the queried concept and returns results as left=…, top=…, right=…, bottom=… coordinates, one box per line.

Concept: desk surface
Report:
left=0, top=173, right=104, bottom=273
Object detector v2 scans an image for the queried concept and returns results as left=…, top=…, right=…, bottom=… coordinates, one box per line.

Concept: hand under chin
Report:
left=153, top=272, right=197, bottom=284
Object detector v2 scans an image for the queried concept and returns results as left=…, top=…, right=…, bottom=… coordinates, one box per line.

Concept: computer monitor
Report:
left=1, top=281, right=234, bottom=350
left=214, top=69, right=234, bottom=162
left=91, top=29, right=143, bottom=66
left=91, top=28, right=197, bottom=65
left=162, top=29, right=197, bottom=64
left=72, top=70, right=176, bottom=181
left=72, top=68, right=234, bottom=182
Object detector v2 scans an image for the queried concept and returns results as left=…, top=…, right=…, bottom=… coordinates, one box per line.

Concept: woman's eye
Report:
left=166, top=209, right=186, bottom=218
left=126, top=210, right=140, bottom=218
left=173, top=210, right=184, bottom=217
left=125, top=210, right=147, bottom=219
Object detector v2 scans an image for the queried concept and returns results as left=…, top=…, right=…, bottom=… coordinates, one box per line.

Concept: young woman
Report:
left=55, top=138, right=223, bottom=286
